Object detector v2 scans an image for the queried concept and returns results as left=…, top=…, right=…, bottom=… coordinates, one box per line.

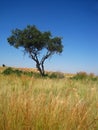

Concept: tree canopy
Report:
left=7, top=25, right=63, bottom=76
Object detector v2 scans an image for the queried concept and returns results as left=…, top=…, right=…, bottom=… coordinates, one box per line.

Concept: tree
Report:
left=2, top=64, right=6, bottom=67
left=7, top=25, right=63, bottom=76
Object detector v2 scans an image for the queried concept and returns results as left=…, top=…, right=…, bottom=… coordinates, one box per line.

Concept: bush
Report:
left=89, top=73, right=98, bottom=81
left=2, top=64, right=6, bottom=67
left=72, top=72, right=88, bottom=80
left=13, top=69, right=23, bottom=76
left=2, top=67, right=38, bottom=77
left=89, top=73, right=95, bottom=78
left=91, top=77, right=97, bottom=81
left=72, top=72, right=98, bottom=81
left=2, top=67, right=14, bottom=75
left=3, top=67, right=24, bottom=76
left=24, top=71, right=33, bottom=77
left=49, top=72, right=64, bottom=79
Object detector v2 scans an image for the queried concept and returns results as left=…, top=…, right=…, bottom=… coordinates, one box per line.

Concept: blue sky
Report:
left=0, top=0, right=98, bottom=74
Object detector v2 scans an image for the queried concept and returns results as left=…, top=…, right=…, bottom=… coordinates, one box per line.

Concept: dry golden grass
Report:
left=0, top=67, right=98, bottom=130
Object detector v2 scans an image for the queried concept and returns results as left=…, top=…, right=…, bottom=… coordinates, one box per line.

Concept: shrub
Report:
left=89, top=73, right=95, bottom=78
left=2, top=64, right=6, bottom=67
left=91, top=77, right=97, bottom=81
left=49, top=72, right=64, bottom=79
left=89, top=73, right=98, bottom=81
left=13, top=69, right=23, bottom=76
left=24, top=71, right=33, bottom=77
left=3, top=67, right=23, bottom=76
left=72, top=72, right=88, bottom=80
left=2, top=67, right=14, bottom=75
left=2, top=67, right=40, bottom=77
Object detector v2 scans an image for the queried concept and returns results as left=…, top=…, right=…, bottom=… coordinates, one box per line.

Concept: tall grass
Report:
left=0, top=69, right=98, bottom=130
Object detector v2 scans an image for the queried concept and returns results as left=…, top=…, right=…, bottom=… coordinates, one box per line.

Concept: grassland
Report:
left=0, top=67, right=98, bottom=130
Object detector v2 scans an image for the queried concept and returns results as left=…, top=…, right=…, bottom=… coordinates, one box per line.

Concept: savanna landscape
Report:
left=1, top=1, right=98, bottom=130
left=0, top=66, right=98, bottom=130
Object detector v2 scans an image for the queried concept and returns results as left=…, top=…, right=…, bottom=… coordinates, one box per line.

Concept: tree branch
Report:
left=29, top=50, right=38, bottom=62
left=40, top=51, right=52, bottom=65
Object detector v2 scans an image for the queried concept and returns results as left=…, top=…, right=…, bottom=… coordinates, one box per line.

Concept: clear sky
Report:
left=0, top=0, right=98, bottom=74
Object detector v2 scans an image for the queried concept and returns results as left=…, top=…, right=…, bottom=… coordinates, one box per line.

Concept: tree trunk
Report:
left=36, top=62, right=45, bottom=76
left=41, top=61, right=45, bottom=76
left=30, top=52, right=48, bottom=77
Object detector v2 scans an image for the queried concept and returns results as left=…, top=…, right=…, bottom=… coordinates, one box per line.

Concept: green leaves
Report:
left=7, top=25, right=63, bottom=76
left=8, top=25, right=63, bottom=53
left=48, top=37, right=63, bottom=53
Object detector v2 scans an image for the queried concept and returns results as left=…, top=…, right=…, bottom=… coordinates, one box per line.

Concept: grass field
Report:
left=0, top=67, right=98, bottom=130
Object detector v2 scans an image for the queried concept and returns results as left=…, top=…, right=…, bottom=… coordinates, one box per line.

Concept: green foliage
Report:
left=7, top=25, right=63, bottom=53
left=24, top=71, right=33, bottom=77
left=89, top=73, right=98, bottom=81
left=7, top=25, right=63, bottom=76
left=2, top=67, right=23, bottom=76
left=49, top=72, right=65, bottom=79
left=2, top=67, right=14, bottom=75
left=72, top=72, right=98, bottom=81
left=91, top=77, right=98, bottom=81
left=2, top=67, right=42, bottom=78
left=72, top=72, right=88, bottom=80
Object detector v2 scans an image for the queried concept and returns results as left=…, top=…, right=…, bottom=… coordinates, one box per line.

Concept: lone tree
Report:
left=7, top=25, right=63, bottom=76
left=2, top=64, right=6, bottom=67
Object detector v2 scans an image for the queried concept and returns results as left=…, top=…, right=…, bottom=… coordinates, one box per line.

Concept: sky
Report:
left=0, top=0, right=98, bottom=74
